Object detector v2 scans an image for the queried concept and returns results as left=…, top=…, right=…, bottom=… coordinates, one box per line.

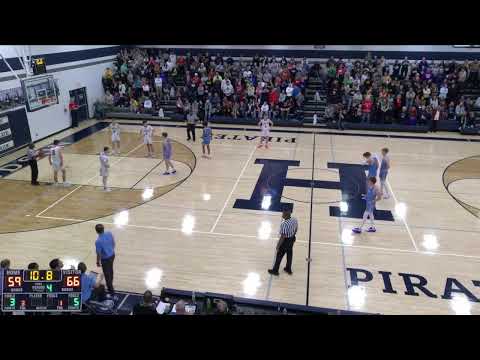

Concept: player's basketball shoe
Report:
left=171, top=170, right=177, bottom=174
left=352, top=227, right=362, bottom=234
left=163, top=172, right=170, bottom=175
left=366, top=227, right=377, bottom=233
left=63, top=182, right=72, bottom=187
left=103, top=188, right=112, bottom=192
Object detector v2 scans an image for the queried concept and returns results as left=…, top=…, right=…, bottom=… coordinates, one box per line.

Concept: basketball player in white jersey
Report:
left=258, top=115, right=273, bottom=149
left=99, top=146, right=111, bottom=192
left=48, top=139, right=70, bottom=186
left=110, top=121, right=121, bottom=155
left=139, top=120, right=154, bottom=157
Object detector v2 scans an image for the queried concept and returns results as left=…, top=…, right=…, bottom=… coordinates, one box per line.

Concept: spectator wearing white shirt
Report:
left=119, top=82, right=126, bottom=96
left=142, top=83, right=150, bottom=96
left=154, top=76, right=162, bottom=96
left=439, top=83, right=448, bottom=100
left=260, top=102, right=269, bottom=118
left=104, top=91, right=114, bottom=106
left=144, top=98, right=152, bottom=111
left=286, top=83, right=294, bottom=97
left=223, top=80, right=234, bottom=98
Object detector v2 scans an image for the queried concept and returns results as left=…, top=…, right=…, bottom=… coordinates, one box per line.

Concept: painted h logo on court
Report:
left=233, top=159, right=394, bottom=221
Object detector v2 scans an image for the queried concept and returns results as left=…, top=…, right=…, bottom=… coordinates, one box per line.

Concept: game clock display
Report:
left=1, top=269, right=82, bottom=312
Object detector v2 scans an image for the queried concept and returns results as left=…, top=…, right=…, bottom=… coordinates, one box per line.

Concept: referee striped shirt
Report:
left=279, top=217, right=298, bottom=238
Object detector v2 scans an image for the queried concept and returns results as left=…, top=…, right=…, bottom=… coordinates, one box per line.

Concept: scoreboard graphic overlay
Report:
left=1, top=269, right=82, bottom=312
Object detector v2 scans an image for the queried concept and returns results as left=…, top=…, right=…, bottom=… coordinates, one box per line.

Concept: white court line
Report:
left=35, top=143, right=145, bottom=217
left=35, top=214, right=480, bottom=261
left=209, top=145, right=257, bottom=233
left=386, top=179, right=419, bottom=252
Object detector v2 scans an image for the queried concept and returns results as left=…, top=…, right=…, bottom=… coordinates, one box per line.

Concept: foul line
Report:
left=386, top=179, right=419, bottom=252
left=35, top=143, right=145, bottom=217
left=209, top=145, right=257, bottom=233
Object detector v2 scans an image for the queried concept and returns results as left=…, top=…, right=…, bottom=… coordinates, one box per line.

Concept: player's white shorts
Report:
left=261, top=130, right=270, bottom=138
left=112, top=134, right=120, bottom=143
left=144, top=136, right=153, bottom=145
left=100, top=167, right=109, bottom=177
left=52, top=161, right=64, bottom=172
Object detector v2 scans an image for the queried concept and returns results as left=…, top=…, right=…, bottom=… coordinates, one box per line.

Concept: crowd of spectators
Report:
left=101, top=48, right=309, bottom=121
left=323, top=54, right=480, bottom=131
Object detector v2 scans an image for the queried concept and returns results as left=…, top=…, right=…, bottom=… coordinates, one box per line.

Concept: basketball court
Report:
left=1, top=119, right=480, bottom=315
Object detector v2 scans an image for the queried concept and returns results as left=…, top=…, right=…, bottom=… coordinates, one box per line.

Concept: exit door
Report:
left=69, top=87, right=89, bottom=123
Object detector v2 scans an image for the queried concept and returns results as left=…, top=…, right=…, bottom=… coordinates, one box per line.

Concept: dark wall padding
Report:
left=0, top=46, right=121, bottom=73
left=0, top=107, right=32, bottom=156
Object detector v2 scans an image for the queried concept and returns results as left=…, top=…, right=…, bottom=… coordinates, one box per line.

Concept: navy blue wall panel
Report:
left=0, top=46, right=121, bottom=73
left=0, top=107, right=32, bottom=156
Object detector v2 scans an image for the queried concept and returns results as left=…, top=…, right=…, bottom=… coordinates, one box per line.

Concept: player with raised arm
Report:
left=258, top=115, right=273, bottom=149
left=110, top=121, right=121, bottom=155
left=49, top=140, right=70, bottom=187
left=100, top=146, right=111, bottom=192
left=140, top=120, right=154, bottom=157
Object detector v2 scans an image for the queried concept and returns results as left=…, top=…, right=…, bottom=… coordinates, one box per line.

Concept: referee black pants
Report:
left=101, top=255, right=115, bottom=293
left=272, top=237, right=295, bottom=272
left=187, top=123, right=196, bottom=141
left=29, top=160, right=38, bottom=184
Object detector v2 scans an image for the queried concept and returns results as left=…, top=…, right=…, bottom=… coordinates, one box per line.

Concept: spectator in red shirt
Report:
left=269, top=87, right=279, bottom=107
left=361, top=96, right=373, bottom=123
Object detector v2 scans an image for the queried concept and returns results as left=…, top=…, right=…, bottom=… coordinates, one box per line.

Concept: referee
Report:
left=27, top=143, right=40, bottom=185
left=268, top=209, right=298, bottom=276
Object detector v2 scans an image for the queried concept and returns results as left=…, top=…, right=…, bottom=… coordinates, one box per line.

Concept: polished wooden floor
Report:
left=2, top=119, right=480, bottom=315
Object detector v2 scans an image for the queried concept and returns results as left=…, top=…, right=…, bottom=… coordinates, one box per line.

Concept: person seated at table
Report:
left=132, top=290, right=158, bottom=315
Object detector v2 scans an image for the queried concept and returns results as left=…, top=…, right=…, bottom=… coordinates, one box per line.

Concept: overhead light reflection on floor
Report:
left=258, top=221, right=272, bottom=240
left=242, top=272, right=261, bottom=296
left=422, top=234, right=439, bottom=251
left=144, top=267, right=163, bottom=290
left=203, top=193, right=211, bottom=201
left=340, top=201, right=349, bottom=213
left=395, top=202, right=407, bottom=219
left=114, top=210, right=129, bottom=227
left=142, top=188, right=154, bottom=201
left=348, top=285, right=366, bottom=309
left=450, top=294, right=471, bottom=315
left=182, top=214, right=195, bottom=234
left=342, top=229, right=354, bottom=245
left=62, top=258, right=79, bottom=270
left=261, top=195, right=272, bottom=210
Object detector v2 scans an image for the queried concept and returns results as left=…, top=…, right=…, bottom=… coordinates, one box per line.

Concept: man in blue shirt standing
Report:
left=95, top=224, right=115, bottom=294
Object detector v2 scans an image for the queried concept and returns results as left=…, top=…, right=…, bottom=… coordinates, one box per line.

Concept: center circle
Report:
left=267, top=167, right=360, bottom=205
